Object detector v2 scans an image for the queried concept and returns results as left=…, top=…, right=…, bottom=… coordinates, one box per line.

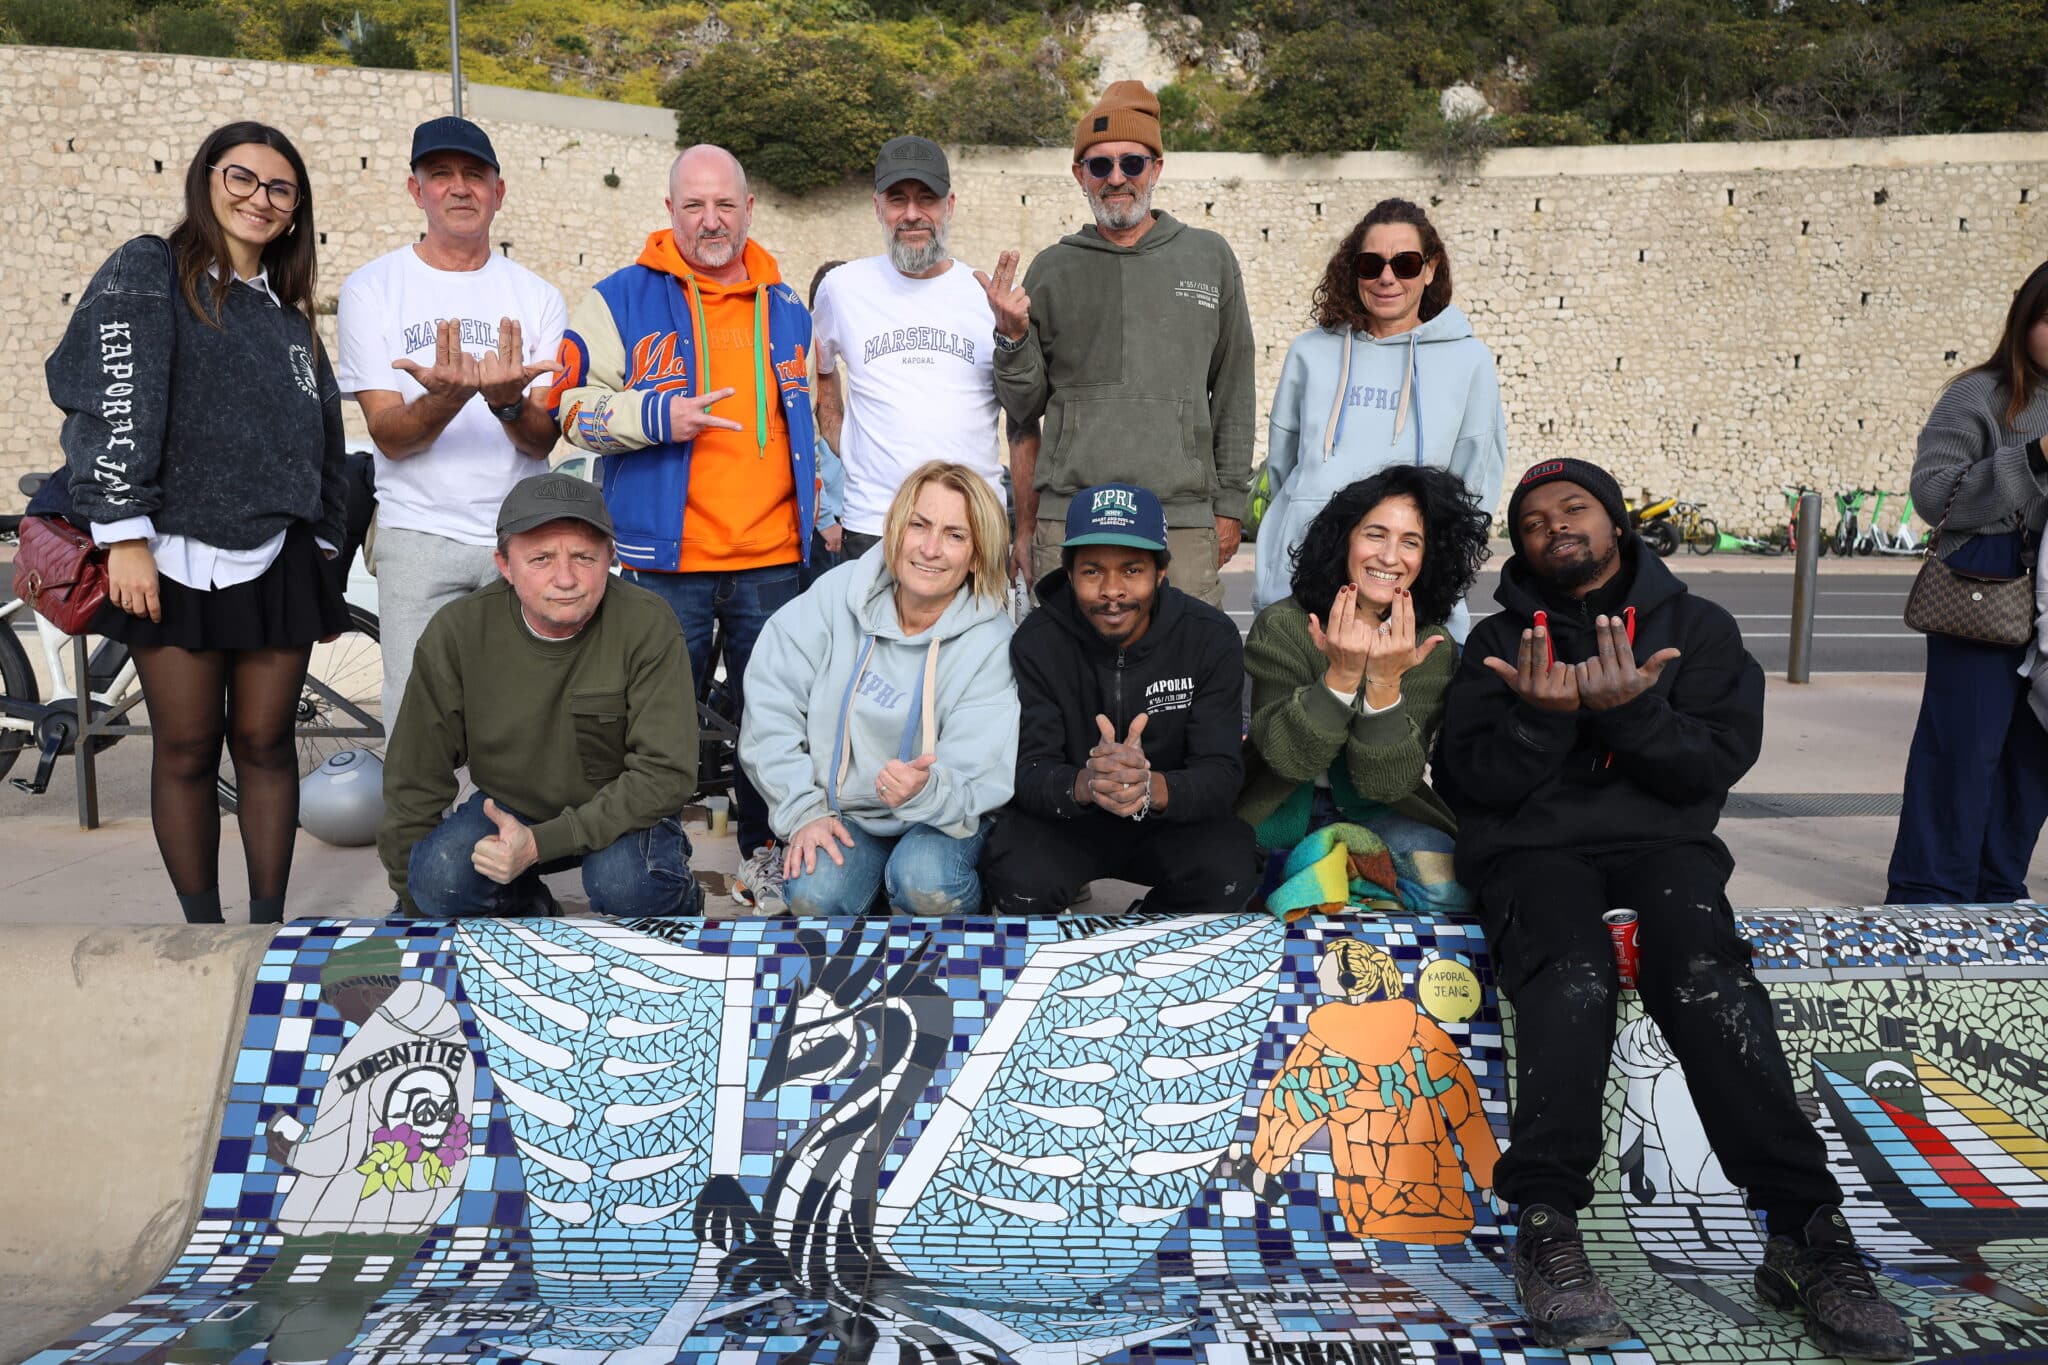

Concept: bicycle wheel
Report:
left=1764, top=526, right=1792, bottom=556
left=0, top=622, right=38, bottom=784
left=1686, top=516, right=1719, bottom=554
left=217, top=605, right=383, bottom=812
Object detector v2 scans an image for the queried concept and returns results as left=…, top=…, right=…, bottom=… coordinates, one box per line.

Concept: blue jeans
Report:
left=785, top=820, right=989, bottom=916
left=626, top=563, right=802, bottom=856
left=1888, top=529, right=2048, bottom=903
left=408, top=791, right=702, bottom=918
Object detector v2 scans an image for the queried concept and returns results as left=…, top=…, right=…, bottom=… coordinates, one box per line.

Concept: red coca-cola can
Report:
left=1603, top=908, right=1640, bottom=991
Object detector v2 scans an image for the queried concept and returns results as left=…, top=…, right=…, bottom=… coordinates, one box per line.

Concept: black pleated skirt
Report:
left=94, top=522, right=352, bottom=652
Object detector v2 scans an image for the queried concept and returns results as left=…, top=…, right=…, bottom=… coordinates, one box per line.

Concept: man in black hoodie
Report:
left=981, top=482, right=1258, bottom=912
left=1435, top=459, right=1907, bottom=1360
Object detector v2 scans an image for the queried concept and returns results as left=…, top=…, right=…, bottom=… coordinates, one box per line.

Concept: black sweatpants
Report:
left=1477, top=841, right=1840, bottom=1234
left=981, top=808, right=1260, bottom=913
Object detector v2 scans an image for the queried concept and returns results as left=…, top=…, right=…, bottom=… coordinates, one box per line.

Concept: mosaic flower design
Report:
left=357, top=1140, right=416, bottom=1197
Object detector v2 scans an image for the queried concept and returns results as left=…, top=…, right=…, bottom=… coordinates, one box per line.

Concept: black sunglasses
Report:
left=1079, top=153, right=1156, bottom=181
left=1356, top=251, right=1427, bottom=281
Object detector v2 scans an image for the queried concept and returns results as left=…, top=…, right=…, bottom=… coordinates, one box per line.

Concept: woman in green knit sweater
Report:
left=1239, top=465, right=1493, bottom=851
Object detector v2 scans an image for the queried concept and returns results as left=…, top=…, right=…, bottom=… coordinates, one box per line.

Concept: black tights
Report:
left=133, top=644, right=311, bottom=918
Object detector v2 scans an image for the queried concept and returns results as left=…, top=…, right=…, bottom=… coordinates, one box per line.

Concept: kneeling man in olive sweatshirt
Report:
left=380, top=473, right=702, bottom=917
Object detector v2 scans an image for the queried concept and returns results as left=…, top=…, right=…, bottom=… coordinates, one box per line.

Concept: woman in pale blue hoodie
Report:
left=742, top=460, right=1019, bottom=914
left=1253, top=199, right=1507, bottom=640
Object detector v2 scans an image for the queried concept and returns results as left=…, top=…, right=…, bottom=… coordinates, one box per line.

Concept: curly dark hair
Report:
left=1288, top=466, right=1491, bottom=627
left=1309, top=198, right=1453, bottom=334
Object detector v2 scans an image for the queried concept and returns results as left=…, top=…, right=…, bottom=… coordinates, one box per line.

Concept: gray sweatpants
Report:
left=375, top=527, right=501, bottom=740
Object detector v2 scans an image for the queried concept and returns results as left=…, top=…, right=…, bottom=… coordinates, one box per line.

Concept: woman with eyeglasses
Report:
left=1252, top=199, right=1506, bottom=642
left=45, top=121, right=349, bottom=925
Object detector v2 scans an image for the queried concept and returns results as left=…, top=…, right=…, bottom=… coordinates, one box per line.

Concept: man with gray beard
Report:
left=811, top=137, right=1015, bottom=561
left=981, top=81, right=1256, bottom=608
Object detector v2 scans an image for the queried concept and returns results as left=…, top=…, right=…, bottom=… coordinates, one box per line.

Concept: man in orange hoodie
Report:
left=550, top=144, right=819, bottom=910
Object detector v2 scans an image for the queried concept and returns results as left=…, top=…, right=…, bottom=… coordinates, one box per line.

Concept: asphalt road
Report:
left=1220, top=560, right=1923, bottom=675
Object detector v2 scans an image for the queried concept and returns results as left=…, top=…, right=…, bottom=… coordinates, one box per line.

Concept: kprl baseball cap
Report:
left=497, top=473, right=614, bottom=540
left=1063, top=483, right=1168, bottom=552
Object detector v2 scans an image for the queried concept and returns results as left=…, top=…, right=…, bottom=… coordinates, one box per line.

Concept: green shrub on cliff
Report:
left=660, top=31, right=918, bottom=194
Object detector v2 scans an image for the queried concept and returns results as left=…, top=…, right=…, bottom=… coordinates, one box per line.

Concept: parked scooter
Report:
left=1626, top=490, right=1680, bottom=557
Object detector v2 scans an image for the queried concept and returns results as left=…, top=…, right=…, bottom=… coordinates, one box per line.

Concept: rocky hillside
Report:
left=5, top=0, right=2042, bottom=191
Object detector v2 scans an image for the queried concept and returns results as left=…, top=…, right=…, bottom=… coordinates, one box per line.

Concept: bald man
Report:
left=548, top=144, right=819, bottom=911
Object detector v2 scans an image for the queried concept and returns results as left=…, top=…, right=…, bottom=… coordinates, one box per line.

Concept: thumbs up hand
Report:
left=471, top=797, right=540, bottom=885
left=876, top=753, right=938, bottom=809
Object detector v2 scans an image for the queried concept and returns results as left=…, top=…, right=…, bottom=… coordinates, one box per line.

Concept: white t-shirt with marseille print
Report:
left=336, top=246, right=566, bottom=547
left=812, top=255, right=1004, bottom=536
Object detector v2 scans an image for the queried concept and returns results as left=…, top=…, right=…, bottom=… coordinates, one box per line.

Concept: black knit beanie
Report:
left=1503, top=458, right=1630, bottom=546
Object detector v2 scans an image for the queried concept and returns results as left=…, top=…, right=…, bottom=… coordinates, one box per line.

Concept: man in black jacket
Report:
left=981, top=482, right=1258, bottom=912
left=1435, top=459, right=1907, bottom=1361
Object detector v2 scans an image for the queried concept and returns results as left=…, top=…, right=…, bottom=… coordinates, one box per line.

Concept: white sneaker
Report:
left=732, top=842, right=788, bottom=912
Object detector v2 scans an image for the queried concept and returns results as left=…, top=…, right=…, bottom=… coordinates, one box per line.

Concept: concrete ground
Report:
left=0, top=556, right=2013, bottom=924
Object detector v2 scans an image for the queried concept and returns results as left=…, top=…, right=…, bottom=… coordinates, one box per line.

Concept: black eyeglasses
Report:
left=1356, top=251, right=1426, bottom=281
left=1079, top=153, right=1156, bottom=181
left=212, top=162, right=301, bottom=213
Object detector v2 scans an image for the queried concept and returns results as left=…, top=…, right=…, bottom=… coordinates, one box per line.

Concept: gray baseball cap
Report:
left=874, top=136, right=950, bottom=197
left=497, top=472, right=614, bottom=540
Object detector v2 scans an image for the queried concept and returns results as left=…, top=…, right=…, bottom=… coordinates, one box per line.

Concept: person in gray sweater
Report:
left=45, top=121, right=350, bottom=927
left=1887, top=260, right=2048, bottom=904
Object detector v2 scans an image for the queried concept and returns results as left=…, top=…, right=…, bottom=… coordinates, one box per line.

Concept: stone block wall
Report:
left=6, top=45, right=2046, bottom=530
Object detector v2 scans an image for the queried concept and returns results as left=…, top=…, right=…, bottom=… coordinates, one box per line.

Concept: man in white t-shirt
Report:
left=811, top=137, right=1021, bottom=561
left=336, top=117, right=567, bottom=735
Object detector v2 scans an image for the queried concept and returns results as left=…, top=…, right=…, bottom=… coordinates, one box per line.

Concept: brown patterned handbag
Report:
left=1902, top=497, right=2035, bottom=648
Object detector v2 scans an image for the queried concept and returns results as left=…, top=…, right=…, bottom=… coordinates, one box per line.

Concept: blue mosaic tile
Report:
left=27, top=909, right=2048, bottom=1365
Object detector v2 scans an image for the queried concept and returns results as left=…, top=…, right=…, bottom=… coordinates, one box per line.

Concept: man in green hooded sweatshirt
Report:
left=977, top=80, right=1256, bottom=609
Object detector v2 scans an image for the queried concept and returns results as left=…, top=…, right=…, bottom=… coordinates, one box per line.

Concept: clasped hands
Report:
left=1075, top=713, right=1153, bottom=818
left=1482, top=614, right=1680, bottom=712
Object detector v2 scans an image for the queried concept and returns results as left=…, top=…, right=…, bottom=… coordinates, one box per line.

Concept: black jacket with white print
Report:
left=1010, top=567, right=1246, bottom=824
left=45, top=235, right=348, bottom=551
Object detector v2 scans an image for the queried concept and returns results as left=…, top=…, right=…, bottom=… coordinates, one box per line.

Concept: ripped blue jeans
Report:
left=784, top=819, right=988, bottom=916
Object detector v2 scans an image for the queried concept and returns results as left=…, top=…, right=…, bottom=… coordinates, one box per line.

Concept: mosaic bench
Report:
left=22, top=905, right=2048, bottom=1365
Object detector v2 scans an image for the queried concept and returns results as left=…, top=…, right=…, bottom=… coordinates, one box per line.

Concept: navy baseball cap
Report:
left=1064, top=483, right=1167, bottom=551
left=411, top=116, right=499, bottom=172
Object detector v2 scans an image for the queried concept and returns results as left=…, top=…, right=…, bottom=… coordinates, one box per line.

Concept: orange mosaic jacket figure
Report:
left=1251, top=940, right=1501, bottom=1244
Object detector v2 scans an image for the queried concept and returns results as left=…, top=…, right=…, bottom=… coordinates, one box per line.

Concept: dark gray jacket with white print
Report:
left=45, top=235, right=348, bottom=551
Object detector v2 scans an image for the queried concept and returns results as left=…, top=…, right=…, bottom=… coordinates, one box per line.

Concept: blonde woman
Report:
left=740, top=461, right=1019, bottom=913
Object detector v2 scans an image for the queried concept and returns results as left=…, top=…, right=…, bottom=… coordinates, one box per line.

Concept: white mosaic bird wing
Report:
left=874, top=911, right=1286, bottom=1301
left=456, top=919, right=748, bottom=1230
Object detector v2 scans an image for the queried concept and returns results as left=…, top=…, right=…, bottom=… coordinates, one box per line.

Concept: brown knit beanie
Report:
left=1074, top=81, right=1163, bottom=159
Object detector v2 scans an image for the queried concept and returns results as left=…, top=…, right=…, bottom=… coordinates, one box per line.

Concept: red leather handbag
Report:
left=15, top=515, right=109, bottom=635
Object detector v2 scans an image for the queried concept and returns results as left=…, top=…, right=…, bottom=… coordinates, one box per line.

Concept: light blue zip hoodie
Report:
left=1252, top=304, right=1508, bottom=622
left=740, top=545, right=1018, bottom=841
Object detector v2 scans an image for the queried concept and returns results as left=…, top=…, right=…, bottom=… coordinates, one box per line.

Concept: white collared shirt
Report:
left=91, top=267, right=335, bottom=588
